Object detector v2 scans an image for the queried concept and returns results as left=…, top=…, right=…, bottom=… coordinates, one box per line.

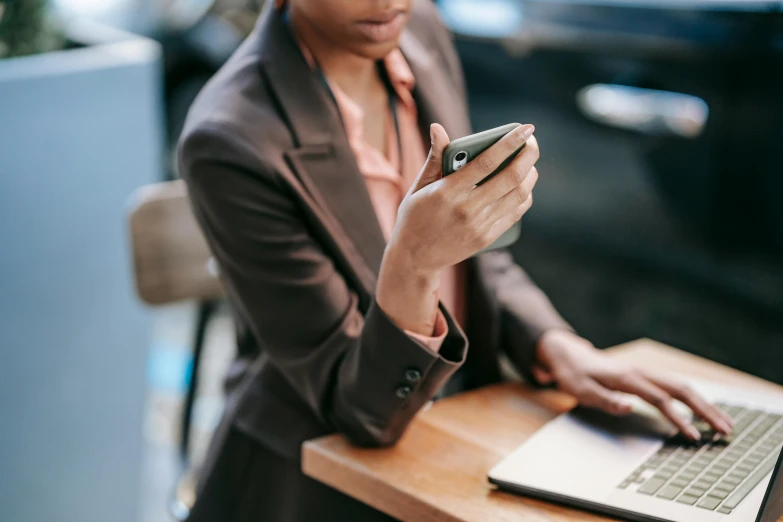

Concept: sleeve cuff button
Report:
left=404, top=368, right=422, bottom=383
left=395, top=385, right=412, bottom=399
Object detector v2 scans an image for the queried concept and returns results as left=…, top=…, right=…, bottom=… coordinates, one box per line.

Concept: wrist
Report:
left=536, top=328, right=572, bottom=366
left=376, top=244, right=442, bottom=335
left=383, top=240, right=440, bottom=282
left=536, top=329, right=594, bottom=366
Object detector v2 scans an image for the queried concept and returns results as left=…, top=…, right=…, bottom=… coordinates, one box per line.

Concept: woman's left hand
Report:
left=532, top=329, right=734, bottom=440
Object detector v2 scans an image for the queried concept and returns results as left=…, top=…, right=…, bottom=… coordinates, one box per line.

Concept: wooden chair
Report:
left=128, top=179, right=224, bottom=521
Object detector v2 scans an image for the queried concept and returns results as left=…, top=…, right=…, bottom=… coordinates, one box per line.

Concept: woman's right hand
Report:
left=376, top=123, right=540, bottom=337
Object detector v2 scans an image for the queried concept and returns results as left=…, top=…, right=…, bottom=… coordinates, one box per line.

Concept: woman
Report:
left=178, top=1, right=732, bottom=520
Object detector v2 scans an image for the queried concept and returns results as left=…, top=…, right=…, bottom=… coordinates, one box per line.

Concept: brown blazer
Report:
left=179, top=1, right=569, bottom=519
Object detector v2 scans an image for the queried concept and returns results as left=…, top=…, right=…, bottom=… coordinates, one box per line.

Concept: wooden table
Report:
left=302, top=339, right=783, bottom=522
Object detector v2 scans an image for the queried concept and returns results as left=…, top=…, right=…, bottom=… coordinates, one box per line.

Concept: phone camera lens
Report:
left=455, top=151, right=467, bottom=162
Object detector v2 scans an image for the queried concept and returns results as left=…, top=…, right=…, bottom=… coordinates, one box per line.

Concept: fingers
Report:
left=483, top=166, right=538, bottom=241
left=531, top=364, right=556, bottom=386
left=644, top=371, right=733, bottom=434
left=567, top=378, right=634, bottom=416
left=452, top=124, right=535, bottom=189
left=492, top=165, right=538, bottom=216
left=599, top=371, right=702, bottom=440
left=410, top=123, right=451, bottom=193
left=473, top=136, right=540, bottom=207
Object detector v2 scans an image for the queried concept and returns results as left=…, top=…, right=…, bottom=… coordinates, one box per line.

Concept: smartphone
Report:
left=442, top=123, right=526, bottom=253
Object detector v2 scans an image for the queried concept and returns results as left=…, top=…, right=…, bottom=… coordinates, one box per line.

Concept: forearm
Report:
left=376, top=243, right=443, bottom=339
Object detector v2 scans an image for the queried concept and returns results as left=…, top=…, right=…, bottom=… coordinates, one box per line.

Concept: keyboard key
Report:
left=657, top=485, right=684, bottom=500
left=679, top=471, right=697, bottom=481
left=707, top=489, right=729, bottom=500
left=730, top=471, right=750, bottom=481
left=716, top=480, right=738, bottom=491
left=685, top=487, right=707, bottom=497
left=698, top=496, right=722, bottom=510
left=703, top=471, right=722, bottom=481
left=639, top=478, right=667, bottom=495
left=677, top=494, right=700, bottom=505
left=619, top=480, right=631, bottom=489
left=671, top=478, right=690, bottom=487
left=717, top=507, right=732, bottom=514
left=722, top=454, right=778, bottom=510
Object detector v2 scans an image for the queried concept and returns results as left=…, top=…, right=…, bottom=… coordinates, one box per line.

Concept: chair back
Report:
left=128, top=180, right=223, bottom=305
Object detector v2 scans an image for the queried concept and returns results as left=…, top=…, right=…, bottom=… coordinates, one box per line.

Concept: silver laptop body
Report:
left=488, top=378, right=783, bottom=522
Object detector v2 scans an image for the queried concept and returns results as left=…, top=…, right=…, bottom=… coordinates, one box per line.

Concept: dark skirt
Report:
left=186, top=425, right=398, bottom=522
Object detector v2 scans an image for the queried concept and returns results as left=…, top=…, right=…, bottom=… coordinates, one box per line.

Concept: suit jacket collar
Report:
left=254, top=5, right=470, bottom=294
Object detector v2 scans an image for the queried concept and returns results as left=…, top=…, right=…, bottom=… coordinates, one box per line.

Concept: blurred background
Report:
left=1, top=1, right=781, bottom=521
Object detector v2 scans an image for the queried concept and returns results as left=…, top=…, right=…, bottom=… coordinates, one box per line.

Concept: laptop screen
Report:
left=759, top=447, right=783, bottom=522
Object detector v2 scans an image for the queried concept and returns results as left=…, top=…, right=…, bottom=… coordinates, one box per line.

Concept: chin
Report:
left=354, top=39, right=403, bottom=61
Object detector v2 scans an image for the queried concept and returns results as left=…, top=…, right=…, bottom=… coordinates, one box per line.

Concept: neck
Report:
left=290, top=7, right=380, bottom=101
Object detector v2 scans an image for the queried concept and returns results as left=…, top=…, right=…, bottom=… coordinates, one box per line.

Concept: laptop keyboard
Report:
left=619, top=404, right=783, bottom=514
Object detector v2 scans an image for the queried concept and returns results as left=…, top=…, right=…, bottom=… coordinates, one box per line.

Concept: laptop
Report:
left=488, top=379, right=783, bottom=522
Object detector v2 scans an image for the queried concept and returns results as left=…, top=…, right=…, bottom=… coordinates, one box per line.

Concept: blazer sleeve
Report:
left=179, top=123, right=467, bottom=448
left=476, top=250, right=574, bottom=384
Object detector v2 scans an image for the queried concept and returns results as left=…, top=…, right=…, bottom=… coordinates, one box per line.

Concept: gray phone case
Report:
left=442, top=123, right=525, bottom=254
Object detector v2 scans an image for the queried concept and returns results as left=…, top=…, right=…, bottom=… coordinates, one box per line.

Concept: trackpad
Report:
left=570, top=404, right=674, bottom=440
left=488, top=401, right=677, bottom=501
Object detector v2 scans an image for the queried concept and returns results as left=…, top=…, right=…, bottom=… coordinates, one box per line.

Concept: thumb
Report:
left=531, top=364, right=556, bottom=386
left=410, top=123, right=450, bottom=193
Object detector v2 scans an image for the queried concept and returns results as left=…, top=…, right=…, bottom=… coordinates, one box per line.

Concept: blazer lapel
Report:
left=256, top=7, right=387, bottom=293
left=253, top=6, right=472, bottom=296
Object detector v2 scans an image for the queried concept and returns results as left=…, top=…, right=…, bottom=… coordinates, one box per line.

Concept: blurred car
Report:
left=438, top=0, right=783, bottom=379
left=440, top=0, right=783, bottom=253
